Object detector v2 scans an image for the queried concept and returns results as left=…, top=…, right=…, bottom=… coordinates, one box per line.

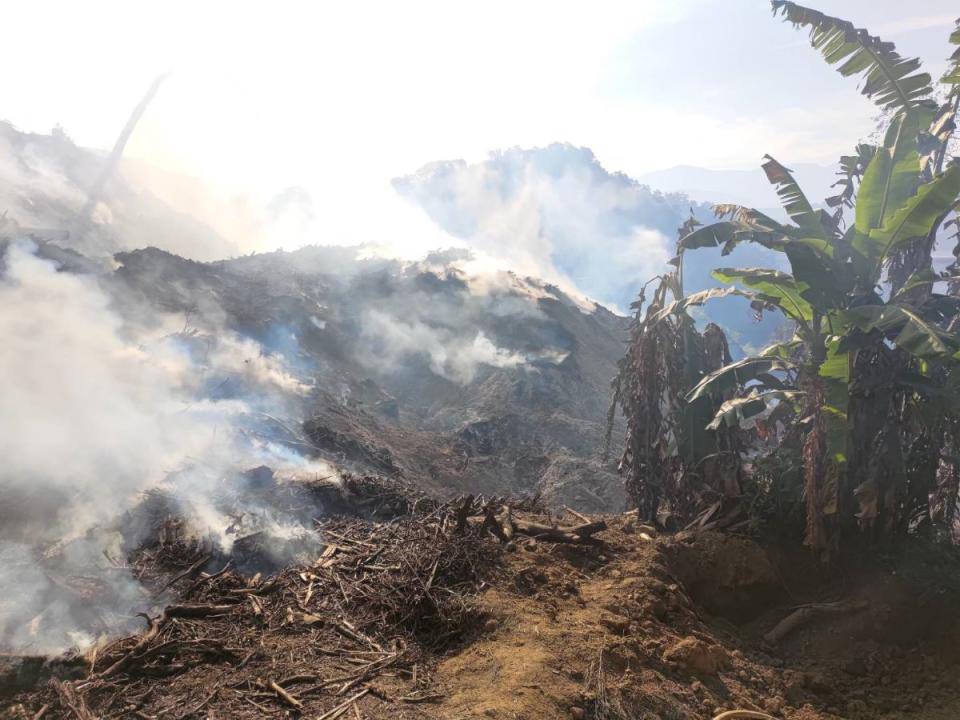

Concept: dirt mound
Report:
left=536, top=454, right=627, bottom=514
left=663, top=531, right=784, bottom=622
left=4, top=501, right=960, bottom=720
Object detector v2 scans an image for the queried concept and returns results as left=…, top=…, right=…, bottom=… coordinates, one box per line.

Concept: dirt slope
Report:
left=5, top=502, right=960, bottom=720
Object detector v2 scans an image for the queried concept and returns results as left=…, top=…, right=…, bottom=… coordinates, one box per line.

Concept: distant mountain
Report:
left=395, top=143, right=787, bottom=355
left=638, top=162, right=838, bottom=214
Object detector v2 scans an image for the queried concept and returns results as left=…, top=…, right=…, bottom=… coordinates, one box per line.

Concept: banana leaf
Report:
left=855, top=107, right=932, bottom=238
left=687, top=355, right=796, bottom=403
left=772, top=1, right=933, bottom=112
left=707, top=389, right=804, bottom=431
left=865, top=164, right=960, bottom=266
left=712, top=267, right=813, bottom=323
left=761, top=155, right=830, bottom=239
left=649, top=287, right=766, bottom=323
left=842, top=304, right=960, bottom=358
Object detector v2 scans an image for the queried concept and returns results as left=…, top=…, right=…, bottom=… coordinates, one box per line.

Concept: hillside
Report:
left=395, top=143, right=788, bottom=355
left=105, top=242, right=631, bottom=510
left=0, top=121, right=238, bottom=260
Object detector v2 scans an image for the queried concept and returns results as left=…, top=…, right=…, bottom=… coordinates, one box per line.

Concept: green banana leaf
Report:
left=866, top=164, right=960, bottom=265
left=772, top=1, right=933, bottom=112
left=712, top=267, right=814, bottom=323
left=687, top=355, right=796, bottom=403
left=842, top=303, right=960, bottom=358
left=944, top=19, right=960, bottom=88
left=707, top=389, right=804, bottom=431
left=761, top=155, right=830, bottom=239
left=855, top=107, right=932, bottom=238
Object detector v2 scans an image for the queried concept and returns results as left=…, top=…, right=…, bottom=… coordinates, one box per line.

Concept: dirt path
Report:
left=431, top=518, right=960, bottom=720
left=5, top=511, right=960, bottom=720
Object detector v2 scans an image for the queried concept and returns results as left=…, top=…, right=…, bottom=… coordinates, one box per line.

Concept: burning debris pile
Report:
left=0, top=120, right=635, bottom=719
left=0, top=480, right=611, bottom=719
left=0, top=210, right=628, bottom=657
left=9, top=488, right=960, bottom=720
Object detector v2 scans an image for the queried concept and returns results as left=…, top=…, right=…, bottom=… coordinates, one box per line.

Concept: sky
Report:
left=2, top=0, right=958, bottom=255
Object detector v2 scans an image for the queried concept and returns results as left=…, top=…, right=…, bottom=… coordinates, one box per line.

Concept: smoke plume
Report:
left=0, top=240, right=327, bottom=653
left=393, top=143, right=686, bottom=312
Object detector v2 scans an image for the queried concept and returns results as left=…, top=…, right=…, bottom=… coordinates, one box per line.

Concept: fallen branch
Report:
left=164, top=603, right=237, bottom=618
left=763, top=600, right=868, bottom=645
left=397, top=692, right=444, bottom=703
left=157, top=553, right=212, bottom=594
left=268, top=679, right=304, bottom=709
left=512, top=518, right=607, bottom=543
left=97, top=613, right=166, bottom=678
left=565, top=507, right=592, bottom=524
left=317, top=688, right=370, bottom=720
left=183, top=560, right=232, bottom=598
left=51, top=681, right=95, bottom=720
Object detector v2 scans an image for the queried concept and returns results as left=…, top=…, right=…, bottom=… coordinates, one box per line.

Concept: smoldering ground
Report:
left=0, top=237, right=583, bottom=654
left=0, top=240, right=335, bottom=653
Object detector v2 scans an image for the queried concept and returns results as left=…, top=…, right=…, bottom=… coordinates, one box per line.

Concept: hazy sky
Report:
left=3, top=0, right=958, bottom=252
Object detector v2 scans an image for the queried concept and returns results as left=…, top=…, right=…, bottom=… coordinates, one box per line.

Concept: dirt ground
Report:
left=435, top=519, right=960, bottom=720
left=3, top=507, right=960, bottom=720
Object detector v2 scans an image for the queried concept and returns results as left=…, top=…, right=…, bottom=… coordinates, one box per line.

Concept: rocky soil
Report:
left=4, top=489, right=960, bottom=720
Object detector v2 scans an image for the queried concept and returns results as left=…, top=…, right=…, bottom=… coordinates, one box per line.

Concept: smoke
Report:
left=333, top=253, right=572, bottom=387
left=0, top=240, right=328, bottom=653
left=0, top=121, right=240, bottom=260
left=393, top=143, right=685, bottom=312
left=361, top=311, right=526, bottom=385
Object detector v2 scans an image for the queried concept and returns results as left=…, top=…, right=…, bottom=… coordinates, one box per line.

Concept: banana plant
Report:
left=610, top=215, right=747, bottom=526
left=656, top=3, right=960, bottom=552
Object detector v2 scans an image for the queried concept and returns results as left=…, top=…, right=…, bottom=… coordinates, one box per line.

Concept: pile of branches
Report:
left=451, top=494, right=607, bottom=546
left=3, top=492, right=605, bottom=719
left=5, top=496, right=510, bottom=720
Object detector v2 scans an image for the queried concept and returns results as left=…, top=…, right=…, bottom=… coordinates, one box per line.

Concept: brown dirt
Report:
left=407, top=519, right=960, bottom=720
left=4, top=508, right=960, bottom=720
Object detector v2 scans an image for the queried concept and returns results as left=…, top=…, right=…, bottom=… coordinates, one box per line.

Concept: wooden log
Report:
left=763, top=600, right=868, bottom=645
left=454, top=494, right=475, bottom=535
left=481, top=502, right=509, bottom=542
left=164, top=604, right=237, bottom=618
left=512, top=518, right=607, bottom=543
left=498, top=507, right=514, bottom=541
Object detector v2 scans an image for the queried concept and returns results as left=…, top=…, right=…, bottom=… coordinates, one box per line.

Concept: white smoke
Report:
left=361, top=310, right=526, bottom=385
left=393, top=144, right=676, bottom=312
left=0, top=241, right=328, bottom=653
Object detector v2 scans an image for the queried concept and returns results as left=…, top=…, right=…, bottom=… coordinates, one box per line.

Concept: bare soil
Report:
left=3, top=506, right=960, bottom=720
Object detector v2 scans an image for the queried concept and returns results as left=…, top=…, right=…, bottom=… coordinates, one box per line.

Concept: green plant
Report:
left=620, top=3, right=960, bottom=554
left=609, top=215, right=745, bottom=527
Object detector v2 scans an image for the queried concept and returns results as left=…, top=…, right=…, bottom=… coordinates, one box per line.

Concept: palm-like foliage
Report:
left=771, top=1, right=934, bottom=111
left=618, top=3, right=960, bottom=554
left=609, top=218, right=745, bottom=528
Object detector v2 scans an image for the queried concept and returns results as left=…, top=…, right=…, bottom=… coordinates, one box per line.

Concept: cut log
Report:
left=454, top=494, right=475, bottom=535
left=763, top=600, right=868, bottom=645
left=481, top=501, right=509, bottom=543
left=165, top=604, right=237, bottom=618
left=497, top=507, right=514, bottom=541
left=512, top=519, right=607, bottom=543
